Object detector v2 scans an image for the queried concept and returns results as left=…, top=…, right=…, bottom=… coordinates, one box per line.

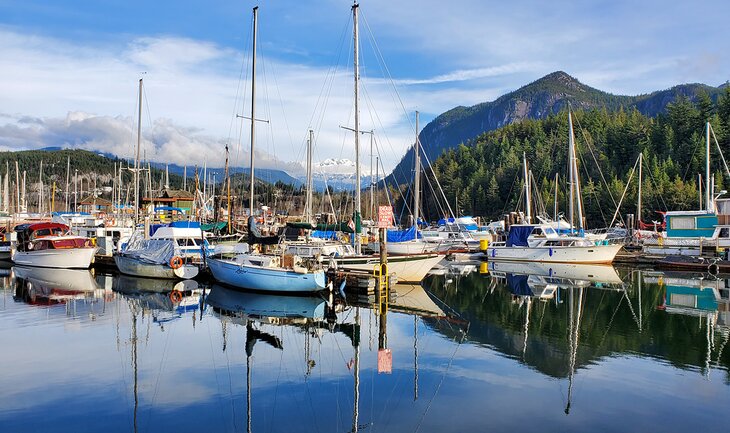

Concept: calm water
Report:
left=1, top=261, right=728, bottom=433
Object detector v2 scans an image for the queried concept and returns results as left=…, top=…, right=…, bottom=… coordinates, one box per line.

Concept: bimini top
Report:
left=15, top=222, right=69, bottom=234
left=506, top=225, right=537, bottom=247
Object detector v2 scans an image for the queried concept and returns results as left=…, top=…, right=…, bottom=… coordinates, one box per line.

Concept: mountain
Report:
left=0, top=149, right=300, bottom=192
left=388, top=71, right=726, bottom=184
left=290, top=158, right=372, bottom=192
left=146, top=162, right=302, bottom=187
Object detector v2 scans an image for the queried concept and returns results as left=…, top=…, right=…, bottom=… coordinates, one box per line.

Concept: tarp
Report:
left=202, top=222, right=227, bottom=231
left=286, top=221, right=355, bottom=233
left=387, top=226, right=420, bottom=243
left=311, top=230, right=338, bottom=240
left=122, top=238, right=177, bottom=265
left=155, top=206, right=185, bottom=214
left=506, top=274, right=533, bottom=296
left=437, top=217, right=456, bottom=226
left=287, top=222, right=316, bottom=229
left=506, top=225, right=535, bottom=247
left=169, top=221, right=200, bottom=229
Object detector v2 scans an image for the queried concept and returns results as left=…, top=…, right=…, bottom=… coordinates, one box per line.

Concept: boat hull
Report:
left=13, top=266, right=99, bottom=292
left=114, top=255, right=199, bottom=280
left=11, top=247, right=96, bottom=269
left=486, top=260, right=622, bottom=283
left=332, top=253, right=443, bottom=283
left=207, top=257, right=326, bottom=293
left=367, top=240, right=437, bottom=255
left=486, top=244, right=622, bottom=264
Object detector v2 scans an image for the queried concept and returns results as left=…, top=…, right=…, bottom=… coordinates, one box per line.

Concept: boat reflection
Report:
left=425, top=261, right=730, bottom=415
left=643, top=270, right=730, bottom=376
left=645, top=271, right=730, bottom=325
left=12, top=266, right=108, bottom=307
left=112, top=275, right=203, bottom=327
left=205, top=285, right=358, bottom=433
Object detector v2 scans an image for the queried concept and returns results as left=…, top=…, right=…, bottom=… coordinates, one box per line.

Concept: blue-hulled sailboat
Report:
left=206, top=7, right=326, bottom=293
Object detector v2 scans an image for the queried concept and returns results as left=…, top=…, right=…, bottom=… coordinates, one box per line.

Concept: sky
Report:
left=0, top=0, right=728, bottom=175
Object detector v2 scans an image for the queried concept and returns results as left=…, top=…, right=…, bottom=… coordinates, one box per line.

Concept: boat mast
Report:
left=134, top=78, right=142, bottom=224
left=369, top=131, right=374, bottom=221
left=248, top=6, right=258, bottom=219
left=413, top=112, right=421, bottom=226
left=523, top=152, right=531, bottom=223
left=65, top=155, right=70, bottom=211
left=305, top=129, right=314, bottom=223
left=706, top=121, right=713, bottom=212
left=553, top=173, right=559, bottom=222
left=637, top=152, right=643, bottom=225
left=224, top=144, right=231, bottom=231
left=568, top=110, right=583, bottom=232
left=353, top=1, right=362, bottom=254
left=38, top=160, right=43, bottom=214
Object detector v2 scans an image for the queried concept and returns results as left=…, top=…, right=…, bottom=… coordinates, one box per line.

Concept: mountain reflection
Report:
left=424, top=262, right=730, bottom=380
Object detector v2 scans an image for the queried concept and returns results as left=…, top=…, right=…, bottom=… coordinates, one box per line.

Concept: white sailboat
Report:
left=486, top=111, right=622, bottom=264
left=368, top=111, right=437, bottom=255
left=327, top=3, right=441, bottom=282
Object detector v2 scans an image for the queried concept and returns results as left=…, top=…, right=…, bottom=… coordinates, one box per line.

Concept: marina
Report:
left=1, top=0, right=729, bottom=431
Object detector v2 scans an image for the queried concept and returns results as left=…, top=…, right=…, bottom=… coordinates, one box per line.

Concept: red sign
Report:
left=378, top=206, right=393, bottom=228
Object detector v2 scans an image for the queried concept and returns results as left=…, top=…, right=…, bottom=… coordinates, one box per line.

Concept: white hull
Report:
left=486, top=244, right=622, bottom=264
left=11, top=247, right=96, bottom=269
left=333, top=254, right=443, bottom=283
left=367, top=240, right=437, bottom=255
left=13, top=266, right=99, bottom=292
left=486, top=261, right=622, bottom=284
left=114, top=255, right=199, bottom=280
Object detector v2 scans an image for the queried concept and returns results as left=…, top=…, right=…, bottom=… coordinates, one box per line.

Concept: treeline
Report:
left=0, top=149, right=186, bottom=192
left=420, top=88, right=730, bottom=226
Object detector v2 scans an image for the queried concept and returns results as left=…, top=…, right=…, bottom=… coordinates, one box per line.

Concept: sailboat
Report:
left=368, top=111, right=437, bottom=255
left=206, top=6, right=327, bottom=293
left=324, top=3, right=442, bottom=282
left=486, top=111, right=622, bottom=264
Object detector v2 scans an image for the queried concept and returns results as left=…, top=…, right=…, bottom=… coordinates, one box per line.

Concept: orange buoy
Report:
left=169, top=256, right=184, bottom=269
left=169, top=290, right=183, bottom=302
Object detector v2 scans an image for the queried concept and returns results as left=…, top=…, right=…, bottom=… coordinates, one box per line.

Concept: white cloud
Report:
left=1, top=0, right=728, bottom=176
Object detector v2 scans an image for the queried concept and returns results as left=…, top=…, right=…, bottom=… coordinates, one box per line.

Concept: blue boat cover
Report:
left=387, top=226, right=421, bottom=242
left=506, top=274, right=533, bottom=296
left=155, top=206, right=185, bottom=214
left=311, top=230, right=337, bottom=240
left=169, top=221, right=201, bottom=229
left=437, top=217, right=456, bottom=226
left=506, top=225, right=535, bottom=247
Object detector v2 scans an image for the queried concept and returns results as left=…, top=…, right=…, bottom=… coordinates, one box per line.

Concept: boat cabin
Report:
left=15, top=222, right=92, bottom=252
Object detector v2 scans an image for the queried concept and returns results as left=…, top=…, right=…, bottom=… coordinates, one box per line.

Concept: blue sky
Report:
left=0, top=0, right=728, bottom=174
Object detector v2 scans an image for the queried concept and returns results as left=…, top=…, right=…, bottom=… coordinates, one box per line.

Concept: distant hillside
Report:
left=0, top=149, right=301, bottom=195
left=0, top=148, right=186, bottom=190
left=389, top=71, right=725, bottom=184
left=148, top=162, right=302, bottom=187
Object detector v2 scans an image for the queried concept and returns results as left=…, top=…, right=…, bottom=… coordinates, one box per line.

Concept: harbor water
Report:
left=0, top=262, right=728, bottom=432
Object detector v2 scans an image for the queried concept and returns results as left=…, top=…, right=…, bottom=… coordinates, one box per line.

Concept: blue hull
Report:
left=207, top=258, right=326, bottom=293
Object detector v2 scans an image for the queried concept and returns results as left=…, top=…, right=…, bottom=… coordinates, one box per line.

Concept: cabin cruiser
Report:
left=486, top=223, right=622, bottom=264
left=11, top=222, right=96, bottom=268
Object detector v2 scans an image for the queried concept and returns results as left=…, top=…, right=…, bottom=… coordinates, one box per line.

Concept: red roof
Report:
left=26, top=222, right=69, bottom=233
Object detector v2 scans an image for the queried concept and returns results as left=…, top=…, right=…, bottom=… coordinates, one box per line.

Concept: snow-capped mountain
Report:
left=298, top=158, right=373, bottom=192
